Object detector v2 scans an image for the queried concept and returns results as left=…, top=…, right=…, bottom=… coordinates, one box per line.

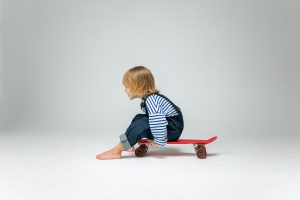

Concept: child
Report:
left=96, top=66, right=184, bottom=160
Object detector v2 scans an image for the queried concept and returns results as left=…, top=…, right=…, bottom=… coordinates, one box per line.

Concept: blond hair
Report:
left=122, top=66, right=159, bottom=97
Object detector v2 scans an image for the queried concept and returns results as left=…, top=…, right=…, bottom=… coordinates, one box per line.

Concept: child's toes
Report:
left=96, top=153, right=103, bottom=159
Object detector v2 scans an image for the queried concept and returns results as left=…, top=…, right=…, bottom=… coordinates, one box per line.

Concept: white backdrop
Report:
left=0, top=0, right=299, bottom=135
left=0, top=0, right=3, bottom=128
left=0, top=2, right=300, bottom=200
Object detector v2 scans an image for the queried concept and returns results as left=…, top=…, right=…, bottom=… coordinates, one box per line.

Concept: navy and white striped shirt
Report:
left=141, top=94, right=179, bottom=146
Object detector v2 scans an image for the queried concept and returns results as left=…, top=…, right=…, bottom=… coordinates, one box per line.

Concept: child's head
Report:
left=122, top=66, right=159, bottom=99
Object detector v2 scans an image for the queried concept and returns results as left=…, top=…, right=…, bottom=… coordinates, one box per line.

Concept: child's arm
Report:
left=145, top=96, right=168, bottom=146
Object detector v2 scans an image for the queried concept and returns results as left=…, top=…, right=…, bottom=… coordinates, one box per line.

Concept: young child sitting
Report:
left=96, top=66, right=184, bottom=160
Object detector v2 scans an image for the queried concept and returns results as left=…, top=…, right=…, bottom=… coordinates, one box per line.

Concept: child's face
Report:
left=124, top=87, right=143, bottom=100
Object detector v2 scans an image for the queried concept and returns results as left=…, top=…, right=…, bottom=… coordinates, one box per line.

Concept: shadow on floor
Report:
left=122, top=147, right=219, bottom=159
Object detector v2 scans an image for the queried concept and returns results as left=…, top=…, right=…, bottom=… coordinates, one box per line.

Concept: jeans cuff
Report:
left=119, top=134, right=132, bottom=151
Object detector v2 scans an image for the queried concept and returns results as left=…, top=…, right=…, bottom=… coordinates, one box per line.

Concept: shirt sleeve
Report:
left=145, top=95, right=168, bottom=146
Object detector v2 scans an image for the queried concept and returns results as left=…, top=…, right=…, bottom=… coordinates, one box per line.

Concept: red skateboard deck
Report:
left=136, top=136, right=218, bottom=159
left=138, top=136, right=217, bottom=145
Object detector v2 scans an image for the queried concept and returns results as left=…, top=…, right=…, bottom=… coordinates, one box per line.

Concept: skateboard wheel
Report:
left=140, top=144, right=148, bottom=153
left=196, top=148, right=207, bottom=159
left=135, top=147, right=145, bottom=157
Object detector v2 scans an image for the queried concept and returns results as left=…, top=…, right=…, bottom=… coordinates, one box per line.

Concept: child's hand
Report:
left=148, top=140, right=158, bottom=148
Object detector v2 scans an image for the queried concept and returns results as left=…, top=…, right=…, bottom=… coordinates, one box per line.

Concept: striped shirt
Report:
left=141, top=94, right=179, bottom=146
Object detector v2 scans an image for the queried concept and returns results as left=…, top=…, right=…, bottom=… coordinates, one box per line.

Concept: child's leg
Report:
left=96, top=114, right=152, bottom=160
left=119, top=114, right=153, bottom=151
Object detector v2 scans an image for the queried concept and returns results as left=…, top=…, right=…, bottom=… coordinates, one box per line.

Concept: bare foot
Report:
left=127, top=147, right=135, bottom=153
left=96, top=148, right=121, bottom=160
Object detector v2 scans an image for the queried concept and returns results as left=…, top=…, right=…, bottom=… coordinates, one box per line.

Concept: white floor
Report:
left=0, top=129, right=299, bottom=200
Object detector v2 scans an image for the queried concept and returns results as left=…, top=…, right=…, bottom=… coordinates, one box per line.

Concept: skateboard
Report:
left=135, top=136, right=218, bottom=159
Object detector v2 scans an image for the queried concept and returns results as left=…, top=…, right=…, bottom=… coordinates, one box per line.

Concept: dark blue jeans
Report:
left=119, top=113, right=184, bottom=150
